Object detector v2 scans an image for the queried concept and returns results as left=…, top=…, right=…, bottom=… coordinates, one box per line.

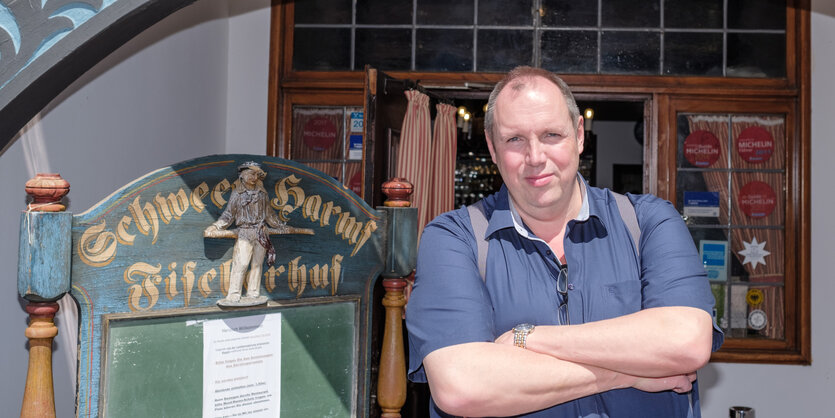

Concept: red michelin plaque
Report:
left=736, top=126, right=774, bottom=164
left=738, top=181, right=777, bottom=218
left=303, top=116, right=338, bottom=151
left=684, top=130, right=721, bottom=167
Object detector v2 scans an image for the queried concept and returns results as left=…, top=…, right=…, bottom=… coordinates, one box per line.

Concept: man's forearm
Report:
left=520, top=306, right=713, bottom=377
left=424, top=342, right=628, bottom=416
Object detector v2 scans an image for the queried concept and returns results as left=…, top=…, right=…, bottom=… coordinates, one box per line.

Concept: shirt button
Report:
left=546, top=250, right=552, bottom=255
left=568, top=284, right=575, bottom=290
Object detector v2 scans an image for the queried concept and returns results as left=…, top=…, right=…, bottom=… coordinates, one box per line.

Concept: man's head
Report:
left=483, top=66, right=585, bottom=222
left=238, top=161, right=266, bottom=187
left=484, top=66, right=581, bottom=142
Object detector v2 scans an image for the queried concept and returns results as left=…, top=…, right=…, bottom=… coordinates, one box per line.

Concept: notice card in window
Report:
left=203, top=313, right=281, bottom=418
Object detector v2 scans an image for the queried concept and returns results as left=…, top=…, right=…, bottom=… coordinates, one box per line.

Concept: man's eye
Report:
left=506, top=137, right=520, bottom=142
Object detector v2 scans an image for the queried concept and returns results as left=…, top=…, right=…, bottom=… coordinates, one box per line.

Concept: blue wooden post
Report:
left=18, top=174, right=72, bottom=418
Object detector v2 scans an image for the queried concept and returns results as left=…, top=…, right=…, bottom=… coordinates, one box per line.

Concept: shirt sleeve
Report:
left=213, top=191, right=239, bottom=230
left=633, top=195, right=725, bottom=351
left=405, top=209, right=497, bottom=383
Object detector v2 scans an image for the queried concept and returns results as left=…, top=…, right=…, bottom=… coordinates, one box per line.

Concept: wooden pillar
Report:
left=378, top=278, right=408, bottom=418
left=21, top=302, right=59, bottom=418
left=377, top=178, right=417, bottom=418
left=19, top=173, right=70, bottom=418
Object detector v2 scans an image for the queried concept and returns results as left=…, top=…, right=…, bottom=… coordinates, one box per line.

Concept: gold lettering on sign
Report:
left=128, top=196, right=160, bottom=244
left=120, top=253, right=346, bottom=308
left=270, top=174, right=375, bottom=255
left=164, top=262, right=178, bottom=299
left=190, top=182, right=209, bottom=213
left=211, top=178, right=231, bottom=208
left=153, top=189, right=189, bottom=224
left=115, top=216, right=135, bottom=246
left=288, top=257, right=306, bottom=297
left=302, top=194, right=322, bottom=222
left=264, top=265, right=286, bottom=293
left=198, top=268, right=216, bottom=297
left=181, top=261, right=197, bottom=307
left=124, top=262, right=163, bottom=312
left=78, top=221, right=118, bottom=267
left=273, top=175, right=305, bottom=222
left=320, top=201, right=341, bottom=227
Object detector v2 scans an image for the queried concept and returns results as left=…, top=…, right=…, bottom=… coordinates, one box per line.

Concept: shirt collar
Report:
left=486, top=173, right=591, bottom=239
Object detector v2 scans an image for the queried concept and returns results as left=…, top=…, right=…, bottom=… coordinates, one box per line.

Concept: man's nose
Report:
left=525, top=138, right=546, bottom=166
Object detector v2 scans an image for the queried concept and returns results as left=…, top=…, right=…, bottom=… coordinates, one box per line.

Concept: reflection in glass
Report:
left=601, top=0, right=659, bottom=27
left=727, top=33, right=786, bottom=78
left=416, top=29, right=473, bottom=72
left=601, top=31, right=660, bottom=74
left=357, top=0, right=412, bottom=24
left=295, top=0, right=351, bottom=24
left=541, top=0, right=597, bottom=27
left=478, top=0, right=534, bottom=26
left=293, top=28, right=351, bottom=71
left=664, top=32, right=723, bottom=76
left=356, top=29, right=412, bottom=70
left=664, top=0, right=723, bottom=29
left=418, top=0, right=474, bottom=25
left=477, top=30, right=534, bottom=72
left=540, top=30, right=597, bottom=74
left=728, top=0, right=786, bottom=30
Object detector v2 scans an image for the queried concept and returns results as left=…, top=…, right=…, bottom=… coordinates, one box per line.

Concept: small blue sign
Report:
left=684, top=191, right=720, bottom=217
left=349, top=135, right=363, bottom=160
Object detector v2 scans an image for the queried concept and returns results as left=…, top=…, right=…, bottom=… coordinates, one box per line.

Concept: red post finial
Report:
left=381, top=178, right=413, bottom=207
left=24, top=173, right=70, bottom=212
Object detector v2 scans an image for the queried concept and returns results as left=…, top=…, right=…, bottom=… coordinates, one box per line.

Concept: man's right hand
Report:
left=631, top=371, right=697, bottom=394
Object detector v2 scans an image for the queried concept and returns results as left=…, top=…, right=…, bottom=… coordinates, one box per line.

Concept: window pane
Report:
left=540, top=30, right=597, bottom=74
left=728, top=0, right=786, bottom=30
left=357, top=0, right=412, bottom=25
left=601, top=31, right=660, bottom=74
left=416, top=29, right=473, bottom=71
left=727, top=33, right=786, bottom=78
left=664, top=0, right=723, bottom=29
left=417, top=0, right=474, bottom=25
left=355, top=29, right=412, bottom=70
left=477, top=30, right=533, bottom=72
left=295, top=0, right=352, bottom=24
left=541, top=0, right=597, bottom=27
left=291, top=107, right=344, bottom=160
left=602, top=0, right=659, bottom=28
left=293, top=28, right=351, bottom=71
left=664, top=32, right=723, bottom=76
left=478, top=0, right=534, bottom=26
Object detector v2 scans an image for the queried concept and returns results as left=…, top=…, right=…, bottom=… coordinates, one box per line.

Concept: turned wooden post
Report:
left=21, top=302, right=60, bottom=417
left=19, top=173, right=71, bottom=418
left=377, top=178, right=418, bottom=418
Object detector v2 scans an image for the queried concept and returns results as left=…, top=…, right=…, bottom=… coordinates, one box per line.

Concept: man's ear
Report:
left=485, top=130, right=497, bottom=163
left=576, top=116, right=585, bottom=154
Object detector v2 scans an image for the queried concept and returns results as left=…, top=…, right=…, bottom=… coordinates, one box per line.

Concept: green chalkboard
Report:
left=102, top=300, right=358, bottom=417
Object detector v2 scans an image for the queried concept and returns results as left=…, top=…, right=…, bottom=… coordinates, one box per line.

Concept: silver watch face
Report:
left=514, top=323, right=535, bottom=333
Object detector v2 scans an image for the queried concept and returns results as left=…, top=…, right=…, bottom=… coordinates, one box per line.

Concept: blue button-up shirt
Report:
left=406, top=180, right=723, bottom=417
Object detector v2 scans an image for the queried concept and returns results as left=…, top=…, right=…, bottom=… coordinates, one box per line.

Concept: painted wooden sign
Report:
left=63, top=154, right=393, bottom=417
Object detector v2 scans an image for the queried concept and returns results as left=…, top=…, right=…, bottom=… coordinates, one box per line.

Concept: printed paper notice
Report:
left=203, top=313, right=281, bottom=418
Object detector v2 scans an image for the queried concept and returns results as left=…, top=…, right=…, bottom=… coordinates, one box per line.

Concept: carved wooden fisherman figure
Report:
left=204, top=161, right=313, bottom=306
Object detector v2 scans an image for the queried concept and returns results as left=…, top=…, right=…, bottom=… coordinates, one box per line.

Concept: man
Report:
left=204, top=161, right=285, bottom=305
left=405, top=66, right=723, bottom=417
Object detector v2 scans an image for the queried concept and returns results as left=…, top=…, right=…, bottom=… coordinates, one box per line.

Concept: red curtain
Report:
left=395, top=90, right=432, bottom=235
left=427, top=103, right=458, bottom=226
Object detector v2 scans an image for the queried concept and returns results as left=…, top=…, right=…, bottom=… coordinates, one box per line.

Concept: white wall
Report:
left=0, top=0, right=270, bottom=415
left=593, top=120, right=644, bottom=190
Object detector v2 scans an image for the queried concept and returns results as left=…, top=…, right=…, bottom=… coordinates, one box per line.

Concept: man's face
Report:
left=486, top=76, right=584, bottom=218
left=241, top=169, right=259, bottom=187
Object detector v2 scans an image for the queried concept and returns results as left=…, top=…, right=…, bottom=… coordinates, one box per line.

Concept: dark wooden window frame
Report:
left=267, top=0, right=811, bottom=364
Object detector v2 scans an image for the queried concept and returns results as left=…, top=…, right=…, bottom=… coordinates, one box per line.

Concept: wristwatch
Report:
left=512, top=323, right=535, bottom=349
